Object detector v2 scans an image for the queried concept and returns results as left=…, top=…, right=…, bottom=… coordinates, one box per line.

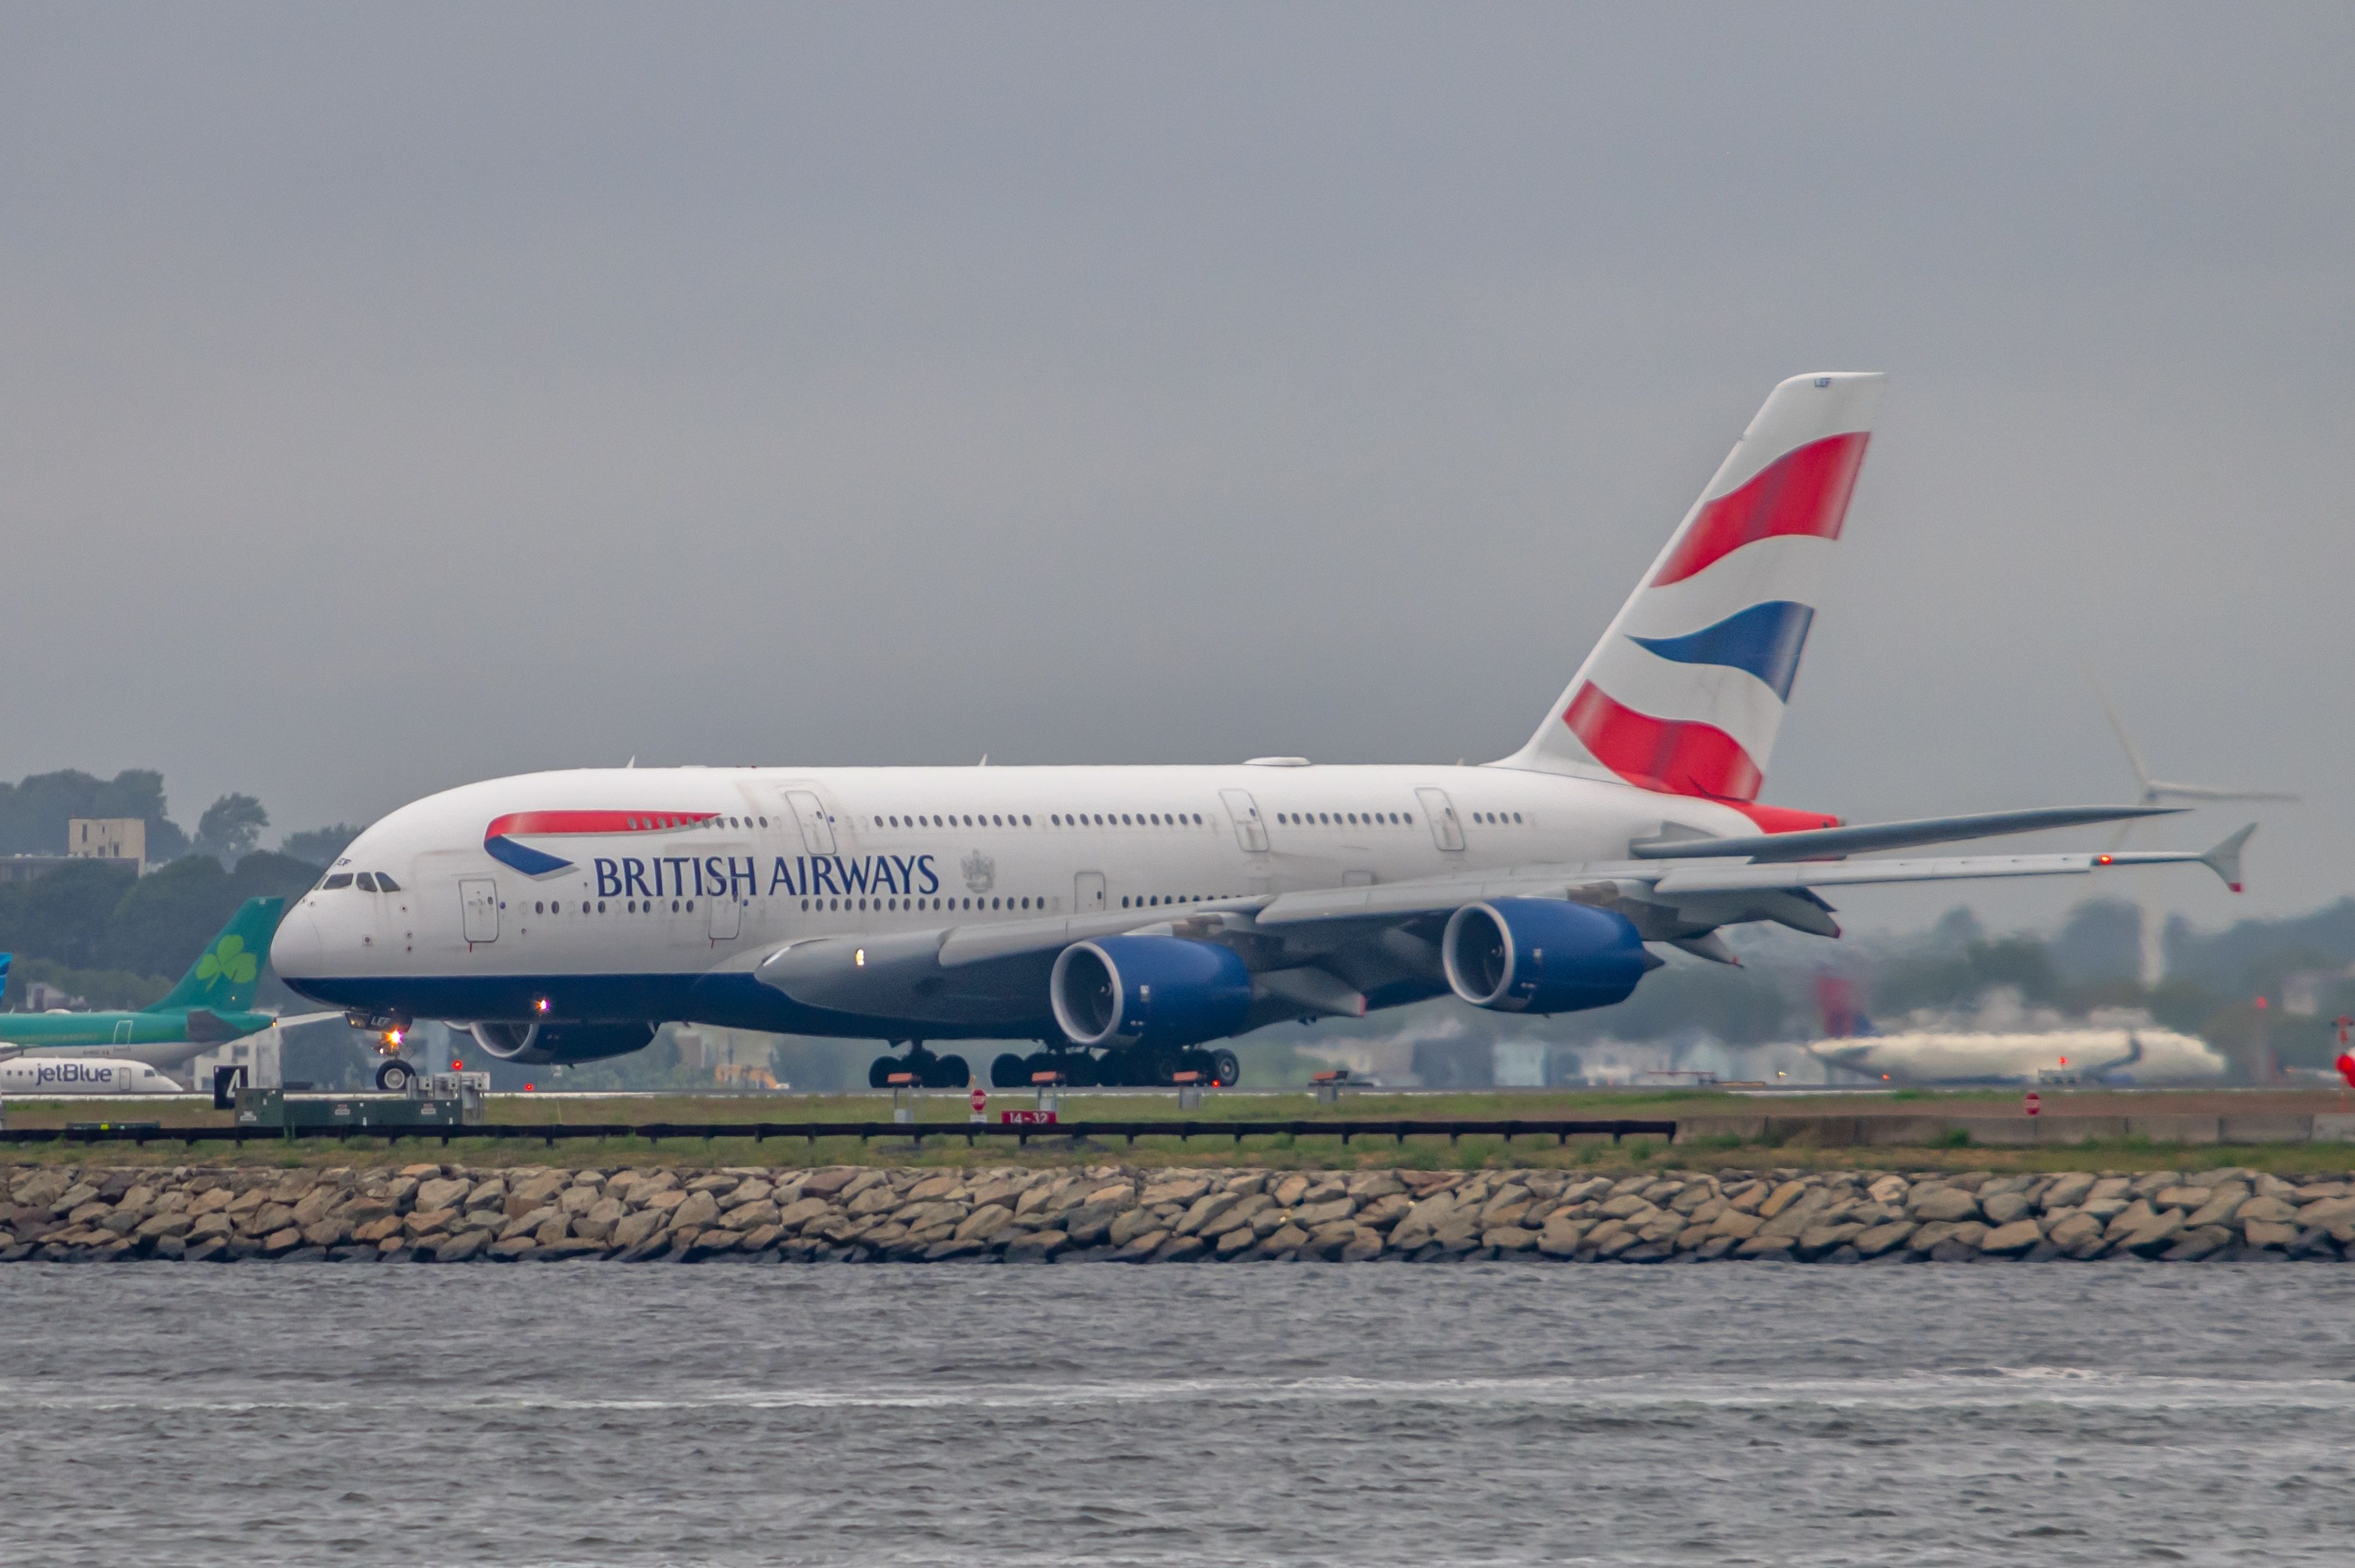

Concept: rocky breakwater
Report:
left=4, top=1163, right=2354, bottom=1263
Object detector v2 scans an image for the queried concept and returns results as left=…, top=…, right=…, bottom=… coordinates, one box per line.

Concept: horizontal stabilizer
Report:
left=1630, top=803, right=2182, bottom=863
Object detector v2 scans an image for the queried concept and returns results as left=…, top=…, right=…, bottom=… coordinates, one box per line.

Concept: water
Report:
left=3, top=1259, right=2351, bottom=1566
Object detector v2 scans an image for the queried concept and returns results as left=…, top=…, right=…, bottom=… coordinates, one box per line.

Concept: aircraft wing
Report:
left=755, top=825, right=2255, bottom=1015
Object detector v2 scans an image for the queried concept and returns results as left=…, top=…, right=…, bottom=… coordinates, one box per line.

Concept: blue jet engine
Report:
left=1440, top=898, right=1649, bottom=1014
left=1050, top=935, right=1254, bottom=1049
left=470, top=1020, right=658, bottom=1064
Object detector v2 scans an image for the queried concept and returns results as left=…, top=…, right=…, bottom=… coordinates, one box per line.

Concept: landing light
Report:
left=382, top=1028, right=404, bottom=1047
left=855, top=947, right=867, bottom=967
left=534, top=997, right=551, bottom=1014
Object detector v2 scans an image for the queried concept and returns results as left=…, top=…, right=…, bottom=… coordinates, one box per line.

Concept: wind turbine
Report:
left=2090, top=674, right=2296, bottom=984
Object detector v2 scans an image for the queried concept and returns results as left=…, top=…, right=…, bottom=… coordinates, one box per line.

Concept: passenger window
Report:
left=322, top=873, right=353, bottom=890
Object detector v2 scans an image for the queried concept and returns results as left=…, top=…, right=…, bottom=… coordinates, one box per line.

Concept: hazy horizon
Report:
left=4, top=6, right=2348, bottom=937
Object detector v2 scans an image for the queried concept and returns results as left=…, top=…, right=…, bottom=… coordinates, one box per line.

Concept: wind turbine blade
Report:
left=2143, top=781, right=2300, bottom=803
left=2086, top=671, right=2155, bottom=799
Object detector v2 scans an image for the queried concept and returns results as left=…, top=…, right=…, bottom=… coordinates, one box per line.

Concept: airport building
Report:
left=69, top=817, right=145, bottom=869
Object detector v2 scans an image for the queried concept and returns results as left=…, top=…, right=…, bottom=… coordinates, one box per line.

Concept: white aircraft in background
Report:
left=1803, top=979, right=2226, bottom=1085
left=0, top=1057, right=181, bottom=1096
left=270, top=372, right=2257, bottom=1091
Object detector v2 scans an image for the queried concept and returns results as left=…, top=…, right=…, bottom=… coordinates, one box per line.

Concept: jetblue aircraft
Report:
left=270, top=373, right=2253, bottom=1091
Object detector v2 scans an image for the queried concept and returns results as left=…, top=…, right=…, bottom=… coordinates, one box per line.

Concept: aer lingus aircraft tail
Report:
left=151, top=898, right=283, bottom=1015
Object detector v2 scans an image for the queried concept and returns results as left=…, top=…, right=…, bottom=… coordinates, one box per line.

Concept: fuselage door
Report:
left=1219, top=788, right=1270, bottom=853
left=783, top=790, right=837, bottom=856
left=708, top=892, right=742, bottom=941
left=113, top=1019, right=133, bottom=1044
left=460, top=878, right=500, bottom=944
left=1415, top=787, right=1466, bottom=852
left=1074, top=871, right=1106, bottom=914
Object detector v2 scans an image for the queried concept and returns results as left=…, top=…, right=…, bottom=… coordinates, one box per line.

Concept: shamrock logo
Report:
left=194, top=935, right=260, bottom=989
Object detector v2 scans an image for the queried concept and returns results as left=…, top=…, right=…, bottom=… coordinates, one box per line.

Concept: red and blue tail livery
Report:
left=484, top=810, right=720, bottom=878
left=1512, top=372, right=1885, bottom=812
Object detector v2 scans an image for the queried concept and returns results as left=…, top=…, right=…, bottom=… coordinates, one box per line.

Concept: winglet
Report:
left=2200, top=823, right=2257, bottom=893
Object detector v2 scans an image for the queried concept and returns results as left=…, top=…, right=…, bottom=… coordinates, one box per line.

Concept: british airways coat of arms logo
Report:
left=960, top=850, right=995, bottom=895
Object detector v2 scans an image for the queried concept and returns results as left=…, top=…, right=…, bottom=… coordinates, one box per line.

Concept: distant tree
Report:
left=99, top=855, right=235, bottom=979
left=0, top=768, right=190, bottom=858
left=193, top=793, right=268, bottom=865
left=0, top=858, right=138, bottom=968
left=278, top=825, right=362, bottom=869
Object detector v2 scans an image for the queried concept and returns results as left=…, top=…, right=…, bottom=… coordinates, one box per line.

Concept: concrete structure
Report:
left=68, top=817, right=144, bottom=870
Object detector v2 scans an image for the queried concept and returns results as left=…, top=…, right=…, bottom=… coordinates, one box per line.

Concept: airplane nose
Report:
left=271, top=907, right=324, bottom=978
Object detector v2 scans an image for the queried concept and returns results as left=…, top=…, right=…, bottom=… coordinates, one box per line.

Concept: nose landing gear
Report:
left=375, top=1058, right=419, bottom=1092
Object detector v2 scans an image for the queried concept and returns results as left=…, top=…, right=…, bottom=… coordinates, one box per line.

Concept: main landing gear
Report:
left=375, top=1058, right=419, bottom=1092
left=867, top=1041, right=973, bottom=1090
left=987, top=1045, right=1241, bottom=1090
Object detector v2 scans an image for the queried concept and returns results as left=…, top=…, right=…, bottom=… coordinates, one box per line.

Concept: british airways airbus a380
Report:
left=271, top=373, right=2254, bottom=1091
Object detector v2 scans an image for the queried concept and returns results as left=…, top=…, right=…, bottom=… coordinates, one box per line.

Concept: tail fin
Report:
left=151, top=897, right=285, bottom=1014
left=1815, top=972, right=1877, bottom=1039
left=1504, top=372, right=1886, bottom=804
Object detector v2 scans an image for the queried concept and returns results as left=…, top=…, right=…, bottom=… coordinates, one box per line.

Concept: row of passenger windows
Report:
left=1277, top=811, right=1414, bottom=827
left=532, top=900, right=698, bottom=915
left=1120, top=894, right=1228, bottom=908
left=873, top=812, right=1208, bottom=830
left=319, top=872, right=401, bottom=892
left=798, top=895, right=1045, bottom=914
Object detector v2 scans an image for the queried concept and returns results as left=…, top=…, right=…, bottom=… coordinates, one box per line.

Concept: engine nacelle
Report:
left=1442, top=899, right=1647, bottom=1015
left=469, top=1020, right=658, bottom=1065
left=1051, top=936, right=1253, bottom=1049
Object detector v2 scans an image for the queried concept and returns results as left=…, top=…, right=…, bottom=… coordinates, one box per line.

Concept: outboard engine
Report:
left=469, top=1020, right=658, bottom=1064
left=1050, top=936, right=1253, bottom=1049
left=1441, top=898, right=1648, bottom=1015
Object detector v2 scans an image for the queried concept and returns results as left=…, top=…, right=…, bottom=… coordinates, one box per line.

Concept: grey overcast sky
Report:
left=3, top=5, right=2349, bottom=935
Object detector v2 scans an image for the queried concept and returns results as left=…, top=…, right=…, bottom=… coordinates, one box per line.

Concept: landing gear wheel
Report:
left=990, top=1052, right=1027, bottom=1089
left=929, top=1053, right=970, bottom=1089
left=1209, top=1048, right=1241, bottom=1088
left=376, top=1059, right=418, bottom=1092
left=1062, top=1051, right=1101, bottom=1088
left=868, top=1054, right=897, bottom=1089
left=1131, top=1044, right=1176, bottom=1087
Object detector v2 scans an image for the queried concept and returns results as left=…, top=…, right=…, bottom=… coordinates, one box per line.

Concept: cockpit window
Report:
left=355, top=872, right=379, bottom=892
left=321, top=873, right=354, bottom=890
left=374, top=873, right=401, bottom=892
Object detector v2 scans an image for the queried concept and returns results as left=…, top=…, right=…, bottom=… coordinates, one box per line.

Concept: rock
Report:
left=1797, top=1223, right=1864, bottom=1258
left=1853, top=1220, right=1916, bottom=1258
left=1174, top=1193, right=1239, bottom=1236
left=432, top=1230, right=489, bottom=1263
left=404, top=1208, right=456, bottom=1239
left=611, top=1210, right=665, bottom=1250
left=673, top=1191, right=721, bottom=1229
left=2244, top=1219, right=2300, bottom=1249
left=2044, top=1211, right=2103, bottom=1250
left=1708, top=1209, right=1765, bottom=1240
left=2039, top=1173, right=2095, bottom=1211
left=262, top=1226, right=303, bottom=1255
left=1484, top=1226, right=1539, bottom=1252
left=1004, top=1229, right=1067, bottom=1263
left=1910, top=1188, right=1981, bottom=1223
left=2123, top=1211, right=2187, bottom=1255
left=1978, top=1219, right=2044, bottom=1255
left=1140, top=1176, right=1209, bottom=1207
left=2186, top=1191, right=2248, bottom=1228
left=2163, top=1225, right=2235, bottom=1261
left=1756, top=1181, right=1809, bottom=1219
left=1733, top=1235, right=1794, bottom=1259
left=2237, top=1196, right=2298, bottom=1226
left=415, top=1177, right=471, bottom=1213
left=1980, top=1191, right=2033, bottom=1226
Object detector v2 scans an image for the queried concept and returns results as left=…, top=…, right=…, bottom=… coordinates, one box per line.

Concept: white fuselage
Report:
left=270, top=761, right=1786, bottom=1037
left=0, top=1057, right=181, bottom=1095
left=1809, top=1028, right=2227, bottom=1086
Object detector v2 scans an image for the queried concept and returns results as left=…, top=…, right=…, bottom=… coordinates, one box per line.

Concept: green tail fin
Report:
left=153, top=897, right=285, bottom=1014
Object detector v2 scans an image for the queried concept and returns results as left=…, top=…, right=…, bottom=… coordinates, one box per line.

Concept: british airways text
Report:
left=594, top=854, right=940, bottom=900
